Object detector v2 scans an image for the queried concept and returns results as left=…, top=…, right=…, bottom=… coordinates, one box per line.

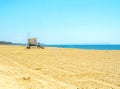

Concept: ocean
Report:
left=46, top=45, right=120, bottom=50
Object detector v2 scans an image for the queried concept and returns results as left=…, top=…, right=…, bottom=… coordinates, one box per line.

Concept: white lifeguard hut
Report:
left=27, top=38, right=44, bottom=49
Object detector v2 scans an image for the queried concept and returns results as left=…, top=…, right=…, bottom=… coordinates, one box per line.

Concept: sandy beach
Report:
left=0, top=45, right=120, bottom=89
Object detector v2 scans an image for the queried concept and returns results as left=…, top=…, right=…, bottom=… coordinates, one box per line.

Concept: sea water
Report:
left=46, top=45, right=120, bottom=50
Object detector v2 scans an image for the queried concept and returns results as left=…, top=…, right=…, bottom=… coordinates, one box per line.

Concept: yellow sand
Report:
left=0, top=45, right=120, bottom=89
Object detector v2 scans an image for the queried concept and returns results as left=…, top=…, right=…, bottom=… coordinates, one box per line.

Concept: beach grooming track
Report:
left=0, top=45, right=120, bottom=89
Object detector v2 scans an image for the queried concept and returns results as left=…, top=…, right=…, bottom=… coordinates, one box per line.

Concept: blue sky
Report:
left=0, top=0, right=120, bottom=44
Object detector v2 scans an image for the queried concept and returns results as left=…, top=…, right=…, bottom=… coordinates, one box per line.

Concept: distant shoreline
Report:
left=1, top=44, right=120, bottom=50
